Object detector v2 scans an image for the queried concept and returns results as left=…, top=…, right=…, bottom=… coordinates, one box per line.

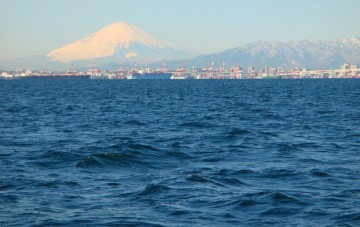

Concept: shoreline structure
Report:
left=1, top=62, right=359, bottom=79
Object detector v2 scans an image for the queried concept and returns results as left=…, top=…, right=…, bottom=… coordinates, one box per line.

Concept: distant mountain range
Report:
left=188, top=37, right=360, bottom=69
left=0, top=22, right=359, bottom=70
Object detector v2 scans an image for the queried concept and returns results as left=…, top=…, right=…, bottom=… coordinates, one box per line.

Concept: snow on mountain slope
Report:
left=189, top=37, right=360, bottom=69
left=47, top=22, right=177, bottom=63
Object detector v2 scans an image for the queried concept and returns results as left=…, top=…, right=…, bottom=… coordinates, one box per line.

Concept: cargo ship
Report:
left=129, top=72, right=173, bottom=79
left=125, top=62, right=172, bottom=79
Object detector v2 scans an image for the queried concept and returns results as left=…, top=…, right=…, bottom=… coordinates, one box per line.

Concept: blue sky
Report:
left=1, top=0, right=360, bottom=60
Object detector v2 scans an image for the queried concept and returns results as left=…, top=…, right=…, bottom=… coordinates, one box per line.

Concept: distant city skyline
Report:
left=1, top=0, right=360, bottom=61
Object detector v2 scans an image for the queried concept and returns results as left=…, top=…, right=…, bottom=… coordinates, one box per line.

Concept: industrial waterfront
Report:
left=1, top=62, right=360, bottom=80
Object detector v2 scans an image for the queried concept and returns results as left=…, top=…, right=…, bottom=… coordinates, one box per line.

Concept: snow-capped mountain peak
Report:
left=47, top=22, right=177, bottom=63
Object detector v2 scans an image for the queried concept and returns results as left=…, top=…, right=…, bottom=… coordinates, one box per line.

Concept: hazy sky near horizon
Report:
left=1, top=0, right=360, bottom=60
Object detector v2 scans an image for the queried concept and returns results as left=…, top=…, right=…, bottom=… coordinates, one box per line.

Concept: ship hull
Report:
left=132, top=73, right=172, bottom=80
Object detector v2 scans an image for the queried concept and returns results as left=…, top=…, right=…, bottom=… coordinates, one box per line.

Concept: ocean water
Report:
left=1, top=78, right=360, bottom=226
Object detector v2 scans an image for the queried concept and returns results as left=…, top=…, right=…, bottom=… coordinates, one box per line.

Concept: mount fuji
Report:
left=47, top=22, right=185, bottom=63
left=1, top=22, right=191, bottom=70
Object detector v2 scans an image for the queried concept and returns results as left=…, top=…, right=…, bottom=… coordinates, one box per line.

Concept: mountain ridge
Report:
left=192, top=37, right=360, bottom=69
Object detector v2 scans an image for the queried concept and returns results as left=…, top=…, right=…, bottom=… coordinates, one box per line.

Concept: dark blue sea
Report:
left=1, top=79, right=360, bottom=226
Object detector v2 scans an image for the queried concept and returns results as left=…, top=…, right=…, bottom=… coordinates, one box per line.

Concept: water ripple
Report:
left=1, top=79, right=360, bottom=226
